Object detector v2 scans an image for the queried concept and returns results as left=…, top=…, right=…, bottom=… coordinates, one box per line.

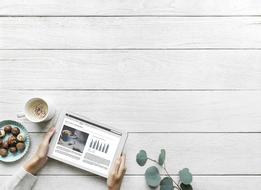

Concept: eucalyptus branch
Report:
left=136, top=150, right=192, bottom=190
left=147, top=157, right=182, bottom=190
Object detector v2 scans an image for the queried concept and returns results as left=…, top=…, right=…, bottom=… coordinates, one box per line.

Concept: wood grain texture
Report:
left=1, top=90, right=261, bottom=132
left=2, top=176, right=261, bottom=190
left=1, top=50, right=261, bottom=89
left=1, top=0, right=261, bottom=16
left=0, top=133, right=261, bottom=175
left=1, top=17, right=261, bottom=49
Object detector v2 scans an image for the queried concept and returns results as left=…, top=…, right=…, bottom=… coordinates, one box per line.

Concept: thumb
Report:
left=43, top=127, right=56, bottom=144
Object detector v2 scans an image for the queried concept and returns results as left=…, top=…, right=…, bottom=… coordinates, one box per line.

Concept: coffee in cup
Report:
left=18, top=97, right=56, bottom=123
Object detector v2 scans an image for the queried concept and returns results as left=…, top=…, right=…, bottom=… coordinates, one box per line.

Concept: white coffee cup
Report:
left=18, top=97, right=56, bottom=123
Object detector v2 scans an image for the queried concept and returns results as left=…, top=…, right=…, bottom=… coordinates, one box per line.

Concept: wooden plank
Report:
left=1, top=17, right=261, bottom=49
left=2, top=50, right=261, bottom=89
left=1, top=0, right=261, bottom=16
left=0, top=133, right=260, bottom=175
left=1, top=176, right=261, bottom=190
left=1, top=90, right=261, bottom=132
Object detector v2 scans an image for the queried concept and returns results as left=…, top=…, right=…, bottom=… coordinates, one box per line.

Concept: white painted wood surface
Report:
left=1, top=90, right=261, bottom=132
left=1, top=17, right=261, bottom=49
left=1, top=0, right=261, bottom=15
left=0, top=0, right=260, bottom=189
left=1, top=50, right=261, bottom=89
left=2, top=176, right=261, bottom=190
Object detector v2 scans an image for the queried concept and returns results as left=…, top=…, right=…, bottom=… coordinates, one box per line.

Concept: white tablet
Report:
left=48, top=111, right=128, bottom=178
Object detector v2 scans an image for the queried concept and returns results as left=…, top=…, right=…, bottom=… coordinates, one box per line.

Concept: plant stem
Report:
left=147, top=158, right=182, bottom=190
left=162, top=166, right=182, bottom=190
left=147, top=157, right=158, bottom=163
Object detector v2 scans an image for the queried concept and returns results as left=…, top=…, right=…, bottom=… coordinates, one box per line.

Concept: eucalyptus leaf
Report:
left=136, top=150, right=148, bottom=166
left=180, top=183, right=193, bottom=190
left=145, top=166, right=161, bottom=188
left=158, top=149, right=166, bottom=166
left=179, top=168, right=193, bottom=185
left=160, top=177, right=174, bottom=190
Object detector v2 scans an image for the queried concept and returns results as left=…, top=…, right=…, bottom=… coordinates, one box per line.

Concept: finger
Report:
left=114, top=158, right=121, bottom=174
left=118, top=154, right=127, bottom=176
left=43, top=127, right=56, bottom=144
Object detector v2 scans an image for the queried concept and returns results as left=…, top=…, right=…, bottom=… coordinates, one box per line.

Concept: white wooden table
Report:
left=1, top=1, right=261, bottom=189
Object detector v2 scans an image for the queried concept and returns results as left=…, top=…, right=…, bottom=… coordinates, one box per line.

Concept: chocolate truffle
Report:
left=11, top=127, right=20, bottom=136
left=16, top=142, right=25, bottom=151
left=0, top=139, right=3, bottom=148
left=4, top=125, right=12, bottom=133
left=2, top=142, right=8, bottom=149
left=0, top=130, right=5, bottom=138
left=9, top=146, right=17, bottom=153
left=17, top=134, right=25, bottom=142
left=0, top=148, right=8, bottom=157
left=8, top=136, right=17, bottom=146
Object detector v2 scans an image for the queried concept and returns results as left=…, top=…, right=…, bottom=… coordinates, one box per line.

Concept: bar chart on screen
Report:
left=89, top=138, right=110, bottom=154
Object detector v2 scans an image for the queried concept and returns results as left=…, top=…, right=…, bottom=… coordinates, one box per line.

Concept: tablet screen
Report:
left=51, top=113, right=122, bottom=177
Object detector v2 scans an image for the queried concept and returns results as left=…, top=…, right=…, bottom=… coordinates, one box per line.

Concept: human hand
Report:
left=23, top=127, right=55, bottom=175
left=107, top=154, right=127, bottom=190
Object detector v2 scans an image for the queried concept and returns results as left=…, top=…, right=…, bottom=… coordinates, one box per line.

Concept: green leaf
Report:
left=180, top=183, right=193, bottom=190
left=179, top=168, right=193, bottom=185
left=160, top=177, right=174, bottom=190
left=136, top=150, right=148, bottom=166
left=158, top=149, right=166, bottom=166
left=145, top=166, right=161, bottom=188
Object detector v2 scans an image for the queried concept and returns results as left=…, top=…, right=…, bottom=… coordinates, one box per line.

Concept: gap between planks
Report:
left=10, top=89, right=261, bottom=91
left=2, top=174, right=261, bottom=176
left=28, top=132, right=261, bottom=134
left=2, top=48, right=261, bottom=50
left=2, top=15, right=261, bottom=17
